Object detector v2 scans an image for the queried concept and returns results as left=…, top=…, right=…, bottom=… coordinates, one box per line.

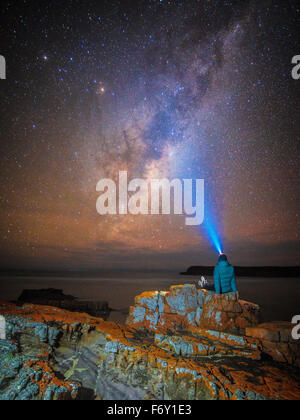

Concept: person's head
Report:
left=218, top=253, right=228, bottom=263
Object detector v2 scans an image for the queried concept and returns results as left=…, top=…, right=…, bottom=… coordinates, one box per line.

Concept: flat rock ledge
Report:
left=0, top=285, right=300, bottom=400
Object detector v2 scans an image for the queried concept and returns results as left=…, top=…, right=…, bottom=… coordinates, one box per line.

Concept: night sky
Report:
left=0, top=0, right=299, bottom=271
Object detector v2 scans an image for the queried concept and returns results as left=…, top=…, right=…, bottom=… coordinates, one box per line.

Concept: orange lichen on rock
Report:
left=0, top=301, right=134, bottom=343
left=246, top=322, right=295, bottom=343
left=24, top=359, right=78, bottom=400
left=135, top=345, right=300, bottom=400
left=1, top=285, right=300, bottom=401
left=245, top=322, right=300, bottom=366
left=126, top=285, right=260, bottom=335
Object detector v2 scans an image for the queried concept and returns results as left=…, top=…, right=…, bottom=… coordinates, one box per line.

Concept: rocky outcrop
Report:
left=0, top=284, right=300, bottom=401
left=0, top=338, right=79, bottom=400
left=127, top=285, right=260, bottom=335
left=246, top=322, right=300, bottom=366
left=127, top=285, right=300, bottom=368
left=17, top=288, right=111, bottom=319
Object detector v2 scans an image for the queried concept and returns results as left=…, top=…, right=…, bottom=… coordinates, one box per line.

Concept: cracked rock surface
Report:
left=0, top=285, right=300, bottom=400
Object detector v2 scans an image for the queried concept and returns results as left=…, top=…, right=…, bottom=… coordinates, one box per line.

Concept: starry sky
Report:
left=0, top=0, right=299, bottom=271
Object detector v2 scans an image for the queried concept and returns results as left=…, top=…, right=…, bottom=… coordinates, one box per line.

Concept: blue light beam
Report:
left=202, top=210, right=223, bottom=255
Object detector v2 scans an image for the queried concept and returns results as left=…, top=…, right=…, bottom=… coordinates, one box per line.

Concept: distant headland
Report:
left=181, top=266, right=300, bottom=277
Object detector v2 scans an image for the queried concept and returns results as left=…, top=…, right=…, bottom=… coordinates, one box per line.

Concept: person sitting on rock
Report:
left=214, top=254, right=239, bottom=299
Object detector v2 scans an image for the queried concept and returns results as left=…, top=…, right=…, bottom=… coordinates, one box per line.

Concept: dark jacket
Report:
left=214, top=260, right=237, bottom=294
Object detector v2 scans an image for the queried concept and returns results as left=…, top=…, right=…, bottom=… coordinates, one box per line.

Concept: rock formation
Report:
left=17, top=288, right=111, bottom=319
left=127, top=285, right=260, bottom=335
left=0, top=338, right=79, bottom=400
left=0, top=284, right=300, bottom=400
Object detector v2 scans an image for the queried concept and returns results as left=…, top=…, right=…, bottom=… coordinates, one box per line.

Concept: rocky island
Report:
left=1, top=284, right=300, bottom=400
left=17, top=288, right=111, bottom=320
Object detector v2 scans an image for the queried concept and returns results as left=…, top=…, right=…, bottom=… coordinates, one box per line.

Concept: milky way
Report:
left=0, top=0, right=299, bottom=270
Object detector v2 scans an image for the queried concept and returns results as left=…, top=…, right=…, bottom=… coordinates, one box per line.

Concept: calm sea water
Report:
left=0, top=272, right=299, bottom=324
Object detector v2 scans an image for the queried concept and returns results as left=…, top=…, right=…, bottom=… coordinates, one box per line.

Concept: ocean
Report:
left=0, top=272, right=299, bottom=325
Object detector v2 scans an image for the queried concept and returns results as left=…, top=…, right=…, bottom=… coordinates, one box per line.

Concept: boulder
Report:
left=246, top=322, right=295, bottom=343
left=246, top=322, right=300, bottom=367
left=127, top=285, right=260, bottom=335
